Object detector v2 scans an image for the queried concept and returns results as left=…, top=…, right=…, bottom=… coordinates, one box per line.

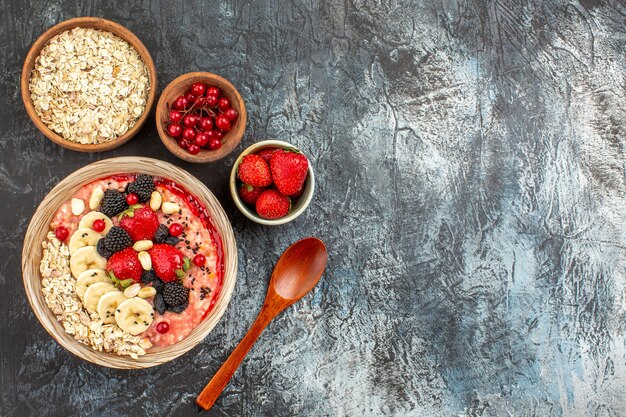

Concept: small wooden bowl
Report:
left=156, top=72, right=246, bottom=163
left=21, top=17, right=158, bottom=152
left=22, top=157, right=238, bottom=369
left=229, top=140, right=315, bottom=226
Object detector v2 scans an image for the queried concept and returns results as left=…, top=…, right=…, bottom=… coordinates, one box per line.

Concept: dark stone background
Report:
left=1, top=0, right=624, bottom=416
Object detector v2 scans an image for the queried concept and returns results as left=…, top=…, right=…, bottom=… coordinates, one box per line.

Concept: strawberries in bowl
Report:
left=230, top=140, right=315, bottom=225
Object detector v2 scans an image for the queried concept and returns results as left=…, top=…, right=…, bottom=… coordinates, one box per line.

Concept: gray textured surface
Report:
left=1, top=0, right=625, bottom=416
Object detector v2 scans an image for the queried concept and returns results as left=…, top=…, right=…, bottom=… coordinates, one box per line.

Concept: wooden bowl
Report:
left=156, top=72, right=246, bottom=163
left=229, top=140, right=315, bottom=226
left=21, top=17, right=158, bottom=152
left=22, top=157, right=238, bottom=369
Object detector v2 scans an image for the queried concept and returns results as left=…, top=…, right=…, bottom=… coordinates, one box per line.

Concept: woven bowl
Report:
left=21, top=17, right=158, bottom=152
left=22, top=157, right=237, bottom=369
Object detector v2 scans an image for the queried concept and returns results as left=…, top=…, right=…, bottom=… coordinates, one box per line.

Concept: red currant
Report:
left=208, top=138, right=222, bottom=150
left=195, top=132, right=210, bottom=147
left=177, top=139, right=190, bottom=149
left=183, top=115, right=198, bottom=127
left=172, top=96, right=189, bottom=110
left=205, top=94, right=218, bottom=107
left=188, top=144, right=201, bottom=154
left=215, top=115, right=232, bottom=131
left=190, top=83, right=206, bottom=96
left=185, top=92, right=197, bottom=105
left=182, top=127, right=196, bottom=141
left=214, top=129, right=224, bottom=140
left=169, top=223, right=183, bottom=236
left=206, top=86, right=219, bottom=97
left=217, top=97, right=230, bottom=111
left=169, top=110, right=183, bottom=123
left=199, top=117, right=213, bottom=131
left=126, top=193, right=139, bottom=205
left=156, top=322, right=169, bottom=334
left=167, top=123, right=183, bottom=138
left=224, top=108, right=239, bottom=121
left=55, top=226, right=69, bottom=241
left=92, top=219, right=106, bottom=232
left=193, top=254, right=206, bottom=266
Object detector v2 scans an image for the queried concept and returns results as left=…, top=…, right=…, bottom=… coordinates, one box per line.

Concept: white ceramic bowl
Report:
left=229, top=140, right=315, bottom=225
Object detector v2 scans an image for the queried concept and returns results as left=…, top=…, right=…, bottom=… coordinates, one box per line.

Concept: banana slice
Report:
left=97, top=291, right=128, bottom=324
left=76, top=269, right=110, bottom=300
left=78, top=212, right=113, bottom=235
left=70, top=246, right=107, bottom=278
left=83, top=282, right=116, bottom=312
left=68, top=228, right=102, bottom=254
left=115, top=298, right=155, bottom=335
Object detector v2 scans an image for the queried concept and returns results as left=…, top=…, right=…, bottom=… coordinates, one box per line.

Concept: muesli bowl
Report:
left=21, top=17, right=158, bottom=152
left=22, top=157, right=237, bottom=369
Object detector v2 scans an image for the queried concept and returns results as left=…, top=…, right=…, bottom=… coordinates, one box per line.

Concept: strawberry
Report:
left=119, top=205, right=159, bottom=241
left=238, top=183, right=267, bottom=206
left=237, top=155, right=272, bottom=187
left=149, top=244, right=187, bottom=282
left=270, top=149, right=309, bottom=196
left=107, top=248, right=143, bottom=282
left=256, top=148, right=277, bottom=163
left=255, top=189, right=290, bottom=219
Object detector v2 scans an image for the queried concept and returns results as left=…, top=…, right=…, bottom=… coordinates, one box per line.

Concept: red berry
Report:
left=182, top=127, right=196, bottom=141
left=256, top=148, right=277, bottom=163
left=177, top=139, right=190, bottom=149
left=205, top=94, right=218, bottom=107
left=238, top=183, right=266, bottom=206
left=206, top=86, right=219, bottom=97
left=237, top=154, right=272, bottom=187
left=183, top=114, right=198, bottom=127
left=92, top=219, right=106, bottom=233
left=224, top=108, right=239, bottom=121
left=213, top=129, right=224, bottom=140
left=185, top=92, right=197, bottom=105
left=208, top=138, right=222, bottom=150
left=190, top=82, right=206, bottom=96
left=156, top=321, right=169, bottom=334
left=195, top=132, right=210, bottom=147
left=107, top=248, right=143, bottom=282
left=169, top=110, right=183, bottom=123
left=217, top=97, right=230, bottom=111
left=199, top=117, right=213, bottom=131
left=167, top=123, right=183, bottom=138
left=188, top=144, right=201, bottom=155
left=172, top=96, right=189, bottom=110
left=215, top=115, right=231, bottom=131
left=256, top=189, right=290, bottom=219
left=55, top=226, right=69, bottom=241
left=193, top=254, right=206, bottom=266
left=168, top=223, right=183, bottom=236
left=126, top=193, right=139, bottom=205
left=270, top=150, right=309, bottom=196
left=120, top=206, right=160, bottom=241
left=149, top=244, right=185, bottom=282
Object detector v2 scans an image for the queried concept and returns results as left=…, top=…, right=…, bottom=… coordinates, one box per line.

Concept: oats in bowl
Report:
left=28, top=27, right=150, bottom=144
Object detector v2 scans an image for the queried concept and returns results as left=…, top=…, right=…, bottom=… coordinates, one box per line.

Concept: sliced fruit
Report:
left=119, top=205, right=160, bottom=241
left=83, top=282, right=116, bottom=312
left=96, top=290, right=128, bottom=324
left=68, top=228, right=102, bottom=254
left=115, top=298, right=155, bottom=335
left=78, top=212, right=113, bottom=235
left=75, top=269, right=110, bottom=300
left=70, top=246, right=107, bottom=278
left=106, top=248, right=143, bottom=282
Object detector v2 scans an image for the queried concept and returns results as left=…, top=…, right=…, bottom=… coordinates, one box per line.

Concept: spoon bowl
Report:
left=196, top=237, right=327, bottom=410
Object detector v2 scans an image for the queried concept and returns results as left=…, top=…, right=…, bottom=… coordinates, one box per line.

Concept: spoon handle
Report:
left=196, top=304, right=277, bottom=410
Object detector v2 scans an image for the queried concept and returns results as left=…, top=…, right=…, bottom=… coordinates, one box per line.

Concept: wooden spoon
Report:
left=196, top=237, right=328, bottom=410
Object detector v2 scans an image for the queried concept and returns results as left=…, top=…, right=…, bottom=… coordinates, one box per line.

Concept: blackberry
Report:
left=127, top=174, right=154, bottom=202
left=167, top=300, right=188, bottom=314
left=154, top=293, right=166, bottom=315
left=96, top=239, right=112, bottom=259
left=104, top=226, right=132, bottom=253
left=152, top=278, right=165, bottom=293
left=162, top=282, right=189, bottom=307
left=101, top=189, right=128, bottom=217
left=164, top=236, right=180, bottom=246
left=141, top=270, right=157, bottom=285
left=153, top=224, right=169, bottom=243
